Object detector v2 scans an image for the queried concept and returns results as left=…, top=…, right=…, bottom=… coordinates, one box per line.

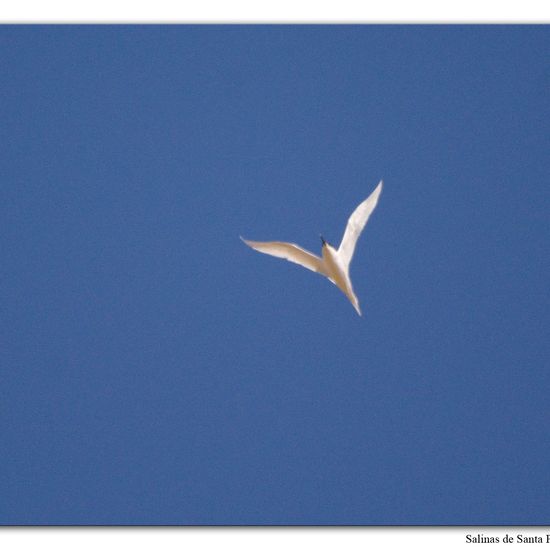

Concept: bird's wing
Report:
left=337, top=180, right=383, bottom=270
left=241, top=237, right=324, bottom=274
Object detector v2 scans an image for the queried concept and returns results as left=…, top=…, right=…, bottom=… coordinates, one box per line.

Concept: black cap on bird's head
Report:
left=320, top=234, right=326, bottom=246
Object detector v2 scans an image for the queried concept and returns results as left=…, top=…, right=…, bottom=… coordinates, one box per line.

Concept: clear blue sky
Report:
left=1, top=25, right=549, bottom=525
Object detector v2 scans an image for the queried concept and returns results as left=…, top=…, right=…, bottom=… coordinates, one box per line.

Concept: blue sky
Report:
left=1, top=25, right=549, bottom=525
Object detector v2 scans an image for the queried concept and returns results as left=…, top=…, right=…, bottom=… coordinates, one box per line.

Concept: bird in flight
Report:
left=241, top=180, right=383, bottom=315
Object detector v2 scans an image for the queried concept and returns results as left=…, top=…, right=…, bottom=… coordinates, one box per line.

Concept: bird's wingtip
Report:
left=240, top=236, right=255, bottom=248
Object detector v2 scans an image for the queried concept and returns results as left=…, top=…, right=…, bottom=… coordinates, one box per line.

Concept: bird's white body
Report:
left=241, top=180, right=383, bottom=315
left=320, top=242, right=361, bottom=315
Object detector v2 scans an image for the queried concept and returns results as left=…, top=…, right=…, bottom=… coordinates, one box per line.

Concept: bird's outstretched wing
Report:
left=337, top=180, right=383, bottom=270
left=241, top=237, right=324, bottom=274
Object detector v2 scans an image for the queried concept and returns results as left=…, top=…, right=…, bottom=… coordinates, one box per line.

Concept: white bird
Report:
left=241, top=180, right=383, bottom=315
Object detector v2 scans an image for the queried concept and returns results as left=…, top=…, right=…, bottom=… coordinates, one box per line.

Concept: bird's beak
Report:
left=320, top=235, right=326, bottom=245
